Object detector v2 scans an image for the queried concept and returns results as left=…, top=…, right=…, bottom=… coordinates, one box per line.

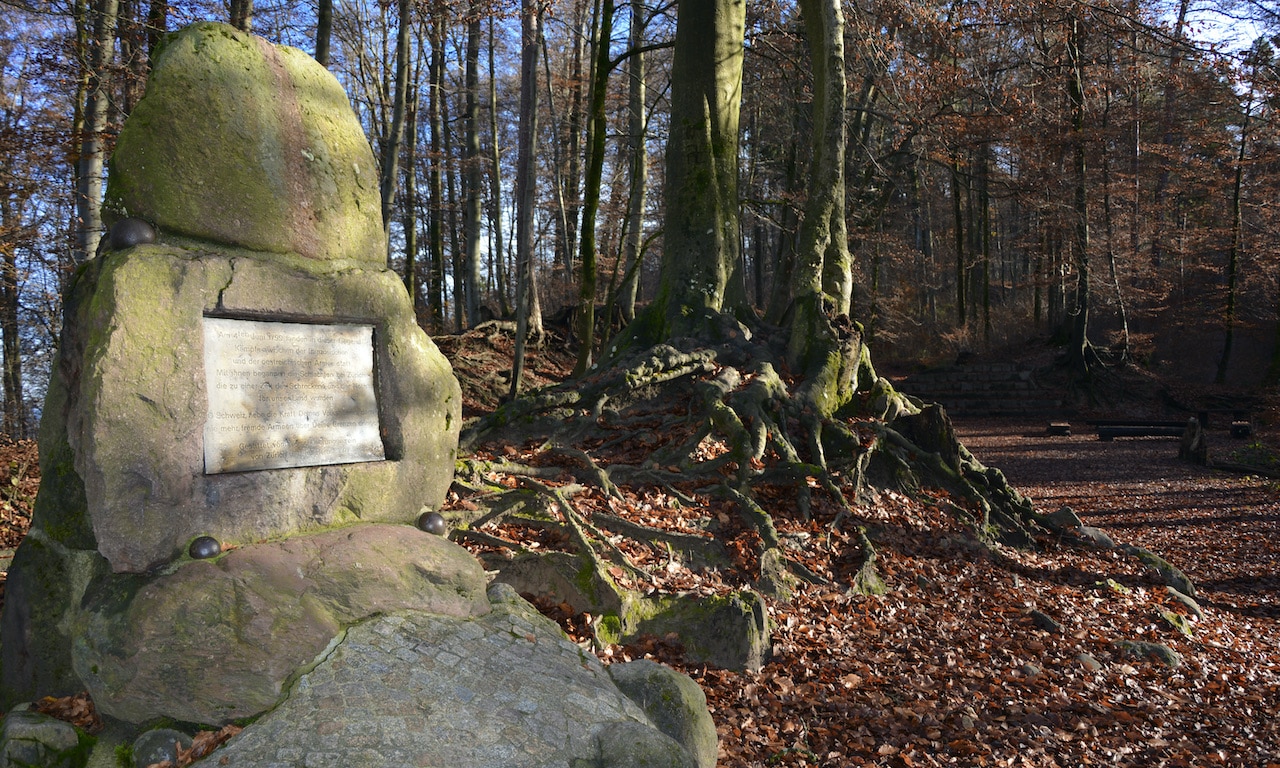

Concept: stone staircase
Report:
left=893, top=363, right=1064, bottom=417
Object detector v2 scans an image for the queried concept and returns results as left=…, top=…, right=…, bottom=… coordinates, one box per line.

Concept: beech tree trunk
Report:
left=380, top=0, right=413, bottom=236
left=648, top=0, right=745, bottom=338
left=229, top=0, right=252, bottom=32
left=462, top=11, right=484, bottom=328
left=1064, top=8, right=1094, bottom=374
left=618, top=0, right=647, bottom=322
left=488, top=16, right=511, bottom=318
left=315, top=0, right=333, bottom=67
left=786, top=0, right=853, bottom=405
left=571, top=0, right=616, bottom=376
left=510, top=0, right=544, bottom=399
left=73, top=0, right=118, bottom=265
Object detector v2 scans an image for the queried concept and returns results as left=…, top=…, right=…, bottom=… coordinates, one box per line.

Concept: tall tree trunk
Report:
left=563, top=0, right=590, bottom=277
left=145, top=0, right=166, bottom=54
left=1102, top=84, right=1131, bottom=360
left=510, top=0, right=544, bottom=399
left=488, top=16, right=511, bottom=318
left=1064, top=8, right=1093, bottom=374
left=0, top=200, right=24, bottom=440
left=618, top=0, right=647, bottom=322
left=444, top=74, right=464, bottom=333
left=402, top=86, right=421, bottom=310
left=951, top=163, right=965, bottom=326
left=648, top=0, right=745, bottom=339
left=427, top=19, right=446, bottom=331
left=1149, top=0, right=1190, bottom=270
left=462, top=11, right=484, bottom=327
left=787, top=0, right=849, bottom=376
left=315, top=0, right=333, bottom=67
left=229, top=0, right=253, bottom=32
left=116, top=0, right=146, bottom=116
left=1216, top=77, right=1254, bottom=384
left=73, top=0, right=119, bottom=265
left=380, top=0, right=413, bottom=237
left=571, top=0, right=616, bottom=376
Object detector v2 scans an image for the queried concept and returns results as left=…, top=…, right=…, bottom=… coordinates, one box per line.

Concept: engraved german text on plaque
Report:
left=203, top=317, right=385, bottom=473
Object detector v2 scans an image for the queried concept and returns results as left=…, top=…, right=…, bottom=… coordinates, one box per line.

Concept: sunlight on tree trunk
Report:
left=647, top=0, right=745, bottom=339
left=571, top=0, right=616, bottom=376
left=73, top=0, right=118, bottom=265
left=511, top=0, right=545, bottom=399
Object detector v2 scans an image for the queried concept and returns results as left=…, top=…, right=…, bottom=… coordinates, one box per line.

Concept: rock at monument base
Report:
left=73, top=523, right=491, bottom=725
left=489, top=551, right=771, bottom=672
left=0, top=708, right=94, bottom=768
left=607, top=660, right=718, bottom=768
left=0, top=532, right=111, bottom=707
left=202, top=584, right=704, bottom=768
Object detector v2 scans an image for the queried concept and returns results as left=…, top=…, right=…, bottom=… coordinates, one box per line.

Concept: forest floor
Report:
left=2, top=326, right=1279, bottom=767
left=434, top=326, right=1280, bottom=767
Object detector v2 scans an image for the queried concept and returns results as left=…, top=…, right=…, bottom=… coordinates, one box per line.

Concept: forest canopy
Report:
left=0, top=0, right=1278, bottom=437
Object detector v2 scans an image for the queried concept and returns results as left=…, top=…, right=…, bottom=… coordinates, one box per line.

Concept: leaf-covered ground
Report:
left=444, top=331, right=1280, bottom=767
left=2, top=328, right=1278, bottom=767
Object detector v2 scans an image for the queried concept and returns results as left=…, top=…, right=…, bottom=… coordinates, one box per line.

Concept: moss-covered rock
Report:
left=0, top=532, right=110, bottom=708
left=48, top=246, right=459, bottom=573
left=72, top=524, right=490, bottom=725
left=0, top=708, right=96, bottom=768
left=608, top=660, right=718, bottom=768
left=103, top=22, right=383, bottom=263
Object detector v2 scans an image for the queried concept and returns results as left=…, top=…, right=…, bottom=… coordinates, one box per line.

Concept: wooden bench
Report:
left=1088, top=419, right=1188, bottom=441
left=1195, top=410, right=1254, bottom=438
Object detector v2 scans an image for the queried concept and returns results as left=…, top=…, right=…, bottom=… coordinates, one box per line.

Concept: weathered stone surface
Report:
left=131, top=729, right=189, bottom=768
left=103, top=23, right=383, bottom=263
left=49, top=247, right=459, bottom=572
left=626, top=590, right=772, bottom=673
left=0, top=708, right=93, bottom=768
left=202, top=584, right=699, bottom=768
left=0, top=531, right=110, bottom=707
left=608, top=660, right=718, bottom=768
left=488, top=551, right=771, bottom=672
left=73, top=524, right=490, bottom=725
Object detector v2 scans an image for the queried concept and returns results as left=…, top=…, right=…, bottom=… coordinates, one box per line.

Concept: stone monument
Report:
left=0, top=23, right=715, bottom=768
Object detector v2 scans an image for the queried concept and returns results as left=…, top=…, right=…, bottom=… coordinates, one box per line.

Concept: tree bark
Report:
left=463, top=10, right=484, bottom=328
left=0, top=198, right=24, bottom=439
left=488, top=16, right=511, bottom=318
left=618, top=0, right=647, bottom=322
left=787, top=0, right=850, bottom=376
left=73, top=0, right=118, bottom=265
left=510, top=0, right=544, bottom=399
left=1064, top=7, right=1093, bottom=374
left=229, top=0, right=253, bottom=32
left=571, top=0, right=616, bottom=376
left=427, top=18, right=446, bottom=331
left=380, top=0, right=413, bottom=237
left=401, top=83, right=421, bottom=310
left=316, top=0, right=333, bottom=67
left=648, top=0, right=745, bottom=338
left=1216, top=72, right=1255, bottom=384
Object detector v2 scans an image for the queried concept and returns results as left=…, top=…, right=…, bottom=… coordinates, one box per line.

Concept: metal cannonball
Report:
left=108, top=217, right=157, bottom=250
left=188, top=535, right=221, bottom=559
left=416, top=511, right=447, bottom=536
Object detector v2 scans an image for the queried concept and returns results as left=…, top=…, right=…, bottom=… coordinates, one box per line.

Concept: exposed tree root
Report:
left=452, top=313, right=1047, bottom=652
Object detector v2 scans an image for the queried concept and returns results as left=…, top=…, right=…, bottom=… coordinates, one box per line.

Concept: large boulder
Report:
left=1, top=20, right=461, bottom=707
left=53, top=247, right=461, bottom=572
left=73, top=524, right=490, bottom=725
left=103, top=22, right=384, bottom=263
left=200, top=584, right=708, bottom=768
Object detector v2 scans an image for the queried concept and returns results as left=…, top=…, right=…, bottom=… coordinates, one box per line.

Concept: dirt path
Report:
left=956, top=417, right=1280, bottom=621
